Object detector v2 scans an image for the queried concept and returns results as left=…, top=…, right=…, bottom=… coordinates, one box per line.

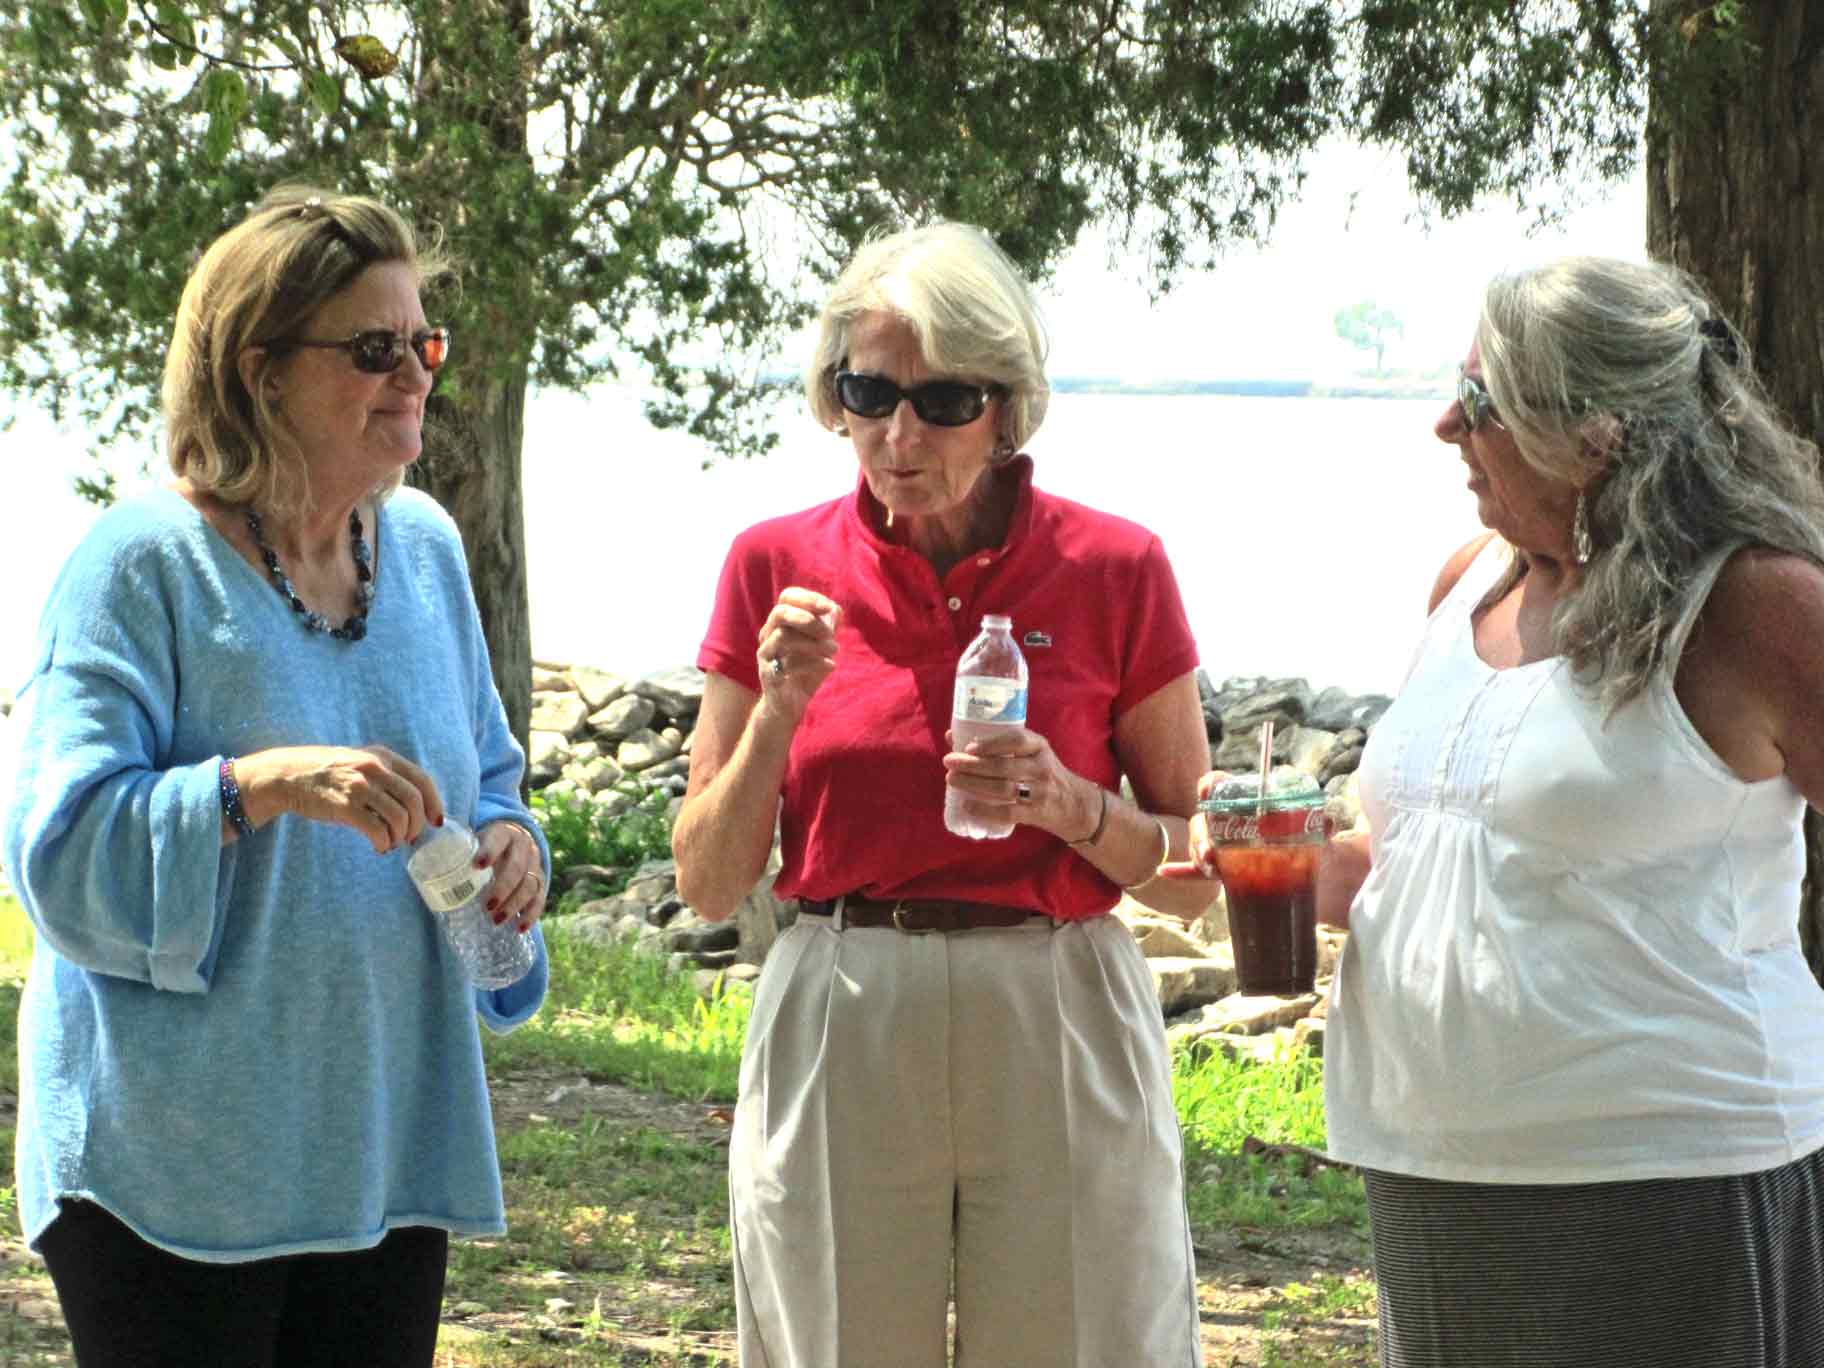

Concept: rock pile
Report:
left=525, top=662, right=1393, bottom=1058
left=526, top=663, right=703, bottom=819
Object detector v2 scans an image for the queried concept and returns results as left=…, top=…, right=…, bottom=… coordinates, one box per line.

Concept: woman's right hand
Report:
left=232, top=745, right=445, bottom=854
left=1159, top=769, right=1233, bottom=881
left=755, top=587, right=841, bottom=720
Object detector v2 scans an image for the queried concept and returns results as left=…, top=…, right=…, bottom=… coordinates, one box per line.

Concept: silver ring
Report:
left=1016, top=782, right=1033, bottom=803
left=769, top=655, right=786, bottom=679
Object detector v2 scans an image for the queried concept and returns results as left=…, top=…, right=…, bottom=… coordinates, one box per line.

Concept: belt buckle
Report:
left=890, top=901, right=935, bottom=934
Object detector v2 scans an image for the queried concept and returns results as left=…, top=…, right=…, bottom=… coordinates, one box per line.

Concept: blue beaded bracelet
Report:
left=219, top=757, right=255, bottom=839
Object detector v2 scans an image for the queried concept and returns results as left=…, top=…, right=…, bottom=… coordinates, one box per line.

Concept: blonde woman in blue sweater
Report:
left=0, top=186, right=547, bottom=1366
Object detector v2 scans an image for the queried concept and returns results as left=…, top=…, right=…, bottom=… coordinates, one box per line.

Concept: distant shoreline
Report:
left=748, top=374, right=1453, bottom=400
left=1049, top=377, right=1451, bottom=400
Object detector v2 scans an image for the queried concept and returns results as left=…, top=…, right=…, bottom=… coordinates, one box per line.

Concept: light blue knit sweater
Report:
left=1, top=486, right=549, bottom=1262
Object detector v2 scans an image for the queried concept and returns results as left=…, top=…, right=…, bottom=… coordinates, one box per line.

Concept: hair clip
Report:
left=1698, top=316, right=1740, bottom=367
left=295, top=195, right=324, bottom=219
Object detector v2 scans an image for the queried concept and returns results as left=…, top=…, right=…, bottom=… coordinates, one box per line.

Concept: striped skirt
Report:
left=1365, top=1148, right=1824, bottom=1368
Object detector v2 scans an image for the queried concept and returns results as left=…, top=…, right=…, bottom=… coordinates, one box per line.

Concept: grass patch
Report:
left=0, top=896, right=57, bottom=1364
left=1187, top=1151, right=1367, bottom=1236
left=1174, top=1037, right=1327, bottom=1152
left=482, top=929, right=747, bottom=1103
left=439, top=1117, right=734, bottom=1364
left=1176, top=1039, right=1367, bottom=1237
left=1259, top=1273, right=1379, bottom=1366
left=0, top=896, right=25, bottom=1101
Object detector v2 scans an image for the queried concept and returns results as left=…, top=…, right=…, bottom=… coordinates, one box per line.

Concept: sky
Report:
left=1031, top=139, right=1648, bottom=382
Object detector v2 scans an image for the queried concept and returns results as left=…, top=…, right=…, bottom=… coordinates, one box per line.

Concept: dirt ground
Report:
left=485, top=1072, right=1376, bottom=1367
left=0, top=1076, right=1374, bottom=1366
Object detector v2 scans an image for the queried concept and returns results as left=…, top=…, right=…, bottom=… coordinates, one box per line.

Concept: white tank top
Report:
left=1326, top=538, right=1824, bottom=1182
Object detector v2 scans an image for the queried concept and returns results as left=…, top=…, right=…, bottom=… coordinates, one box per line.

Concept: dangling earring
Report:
left=1572, top=491, right=1593, bottom=565
left=991, top=434, right=1016, bottom=465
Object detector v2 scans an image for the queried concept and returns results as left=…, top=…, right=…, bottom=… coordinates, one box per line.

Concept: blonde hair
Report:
left=1476, top=255, right=1824, bottom=710
left=161, top=184, right=446, bottom=512
left=803, top=222, right=1049, bottom=452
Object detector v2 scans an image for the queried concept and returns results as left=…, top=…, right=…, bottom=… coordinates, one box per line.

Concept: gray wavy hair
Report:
left=1476, top=255, right=1824, bottom=711
left=803, top=221, right=1050, bottom=454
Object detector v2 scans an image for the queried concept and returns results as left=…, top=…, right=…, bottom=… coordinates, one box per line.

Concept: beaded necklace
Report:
left=244, top=506, right=374, bottom=641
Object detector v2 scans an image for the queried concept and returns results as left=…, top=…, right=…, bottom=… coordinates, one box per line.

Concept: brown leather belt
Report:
left=798, top=895, right=1048, bottom=934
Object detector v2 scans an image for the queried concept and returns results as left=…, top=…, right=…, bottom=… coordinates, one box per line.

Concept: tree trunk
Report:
left=412, top=366, right=533, bottom=782
left=1646, top=0, right=1824, bottom=975
left=404, top=0, right=537, bottom=778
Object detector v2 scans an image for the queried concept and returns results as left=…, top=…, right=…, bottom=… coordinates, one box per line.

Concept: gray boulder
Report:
left=633, top=667, right=705, bottom=720
left=617, top=728, right=681, bottom=772
left=666, top=917, right=740, bottom=955
left=1308, top=687, right=1393, bottom=733
left=529, top=691, right=590, bottom=739
left=570, top=666, right=627, bottom=711
left=589, top=694, right=656, bottom=742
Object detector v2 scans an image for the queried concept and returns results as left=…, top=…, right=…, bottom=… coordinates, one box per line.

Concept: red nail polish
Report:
left=486, top=898, right=499, bottom=913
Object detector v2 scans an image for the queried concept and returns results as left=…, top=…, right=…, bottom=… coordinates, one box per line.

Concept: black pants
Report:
left=38, top=1199, right=449, bottom=1368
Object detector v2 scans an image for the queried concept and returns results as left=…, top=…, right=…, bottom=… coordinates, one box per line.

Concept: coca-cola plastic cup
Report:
left=1200, top=774, right=1327, bottom=996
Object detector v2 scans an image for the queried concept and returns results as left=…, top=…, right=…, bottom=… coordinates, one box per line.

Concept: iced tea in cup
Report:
left=1200, top=774, right=1327, bottom=996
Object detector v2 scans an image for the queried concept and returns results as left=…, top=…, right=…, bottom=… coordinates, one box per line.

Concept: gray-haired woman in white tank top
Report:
left=1194, top=255, right=1824, bottom=1368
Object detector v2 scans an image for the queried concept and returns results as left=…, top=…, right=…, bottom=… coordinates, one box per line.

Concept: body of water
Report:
left=2, top=388, right=1480, bottom=700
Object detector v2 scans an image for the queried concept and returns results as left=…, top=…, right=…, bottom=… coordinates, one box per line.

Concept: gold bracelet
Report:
left=1121, top=817, right=1171, bottom=891
left=1066, top=787, right=1110, bottom=848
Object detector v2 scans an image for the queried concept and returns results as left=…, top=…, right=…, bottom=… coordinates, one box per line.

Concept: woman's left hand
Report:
left=475, top=821, right=546, bottom=933
left=942, top=725, right=1099, bottom=842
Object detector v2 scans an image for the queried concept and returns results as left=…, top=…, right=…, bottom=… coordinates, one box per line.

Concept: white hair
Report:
left=804, top=222, right=1050, bottom=451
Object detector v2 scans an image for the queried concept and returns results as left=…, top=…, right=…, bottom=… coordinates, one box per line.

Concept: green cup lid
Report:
left=1198, top=770, right=1324, bottom=815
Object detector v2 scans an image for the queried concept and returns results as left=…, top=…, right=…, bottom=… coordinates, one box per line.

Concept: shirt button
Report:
left=977, top=556, right=991, bottom=567
left=947, top=596, right=963, bottom=611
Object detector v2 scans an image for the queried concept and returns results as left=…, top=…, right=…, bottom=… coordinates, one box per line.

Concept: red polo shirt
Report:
left=697, top=456, right=1198, bottom=921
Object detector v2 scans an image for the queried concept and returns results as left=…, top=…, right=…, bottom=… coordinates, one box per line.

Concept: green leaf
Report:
left=147, top=41, right=178, bottom=70
left=153, top=0, right=194, bottom=49
left=306, top=71, right=341, bottom=118
left=202, top=111, right=236, bottom=165
left=72, top=471, right=119, bottom=507
left=201, top=68, right=247, bottom=122
left=77, top=0, right=110, bottom=29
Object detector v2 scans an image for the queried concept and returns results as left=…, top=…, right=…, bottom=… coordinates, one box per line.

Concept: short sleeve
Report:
left=1114, top=534, right=1199, bottom=715
left=696, top=530, right=778, bottom=692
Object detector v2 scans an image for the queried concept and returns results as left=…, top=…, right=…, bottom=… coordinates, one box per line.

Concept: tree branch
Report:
left=134, top=0, right=292, bottom=73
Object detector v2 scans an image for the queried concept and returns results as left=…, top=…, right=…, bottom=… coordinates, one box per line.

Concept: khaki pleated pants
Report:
left=729, top=906, right=1203, bottom=1367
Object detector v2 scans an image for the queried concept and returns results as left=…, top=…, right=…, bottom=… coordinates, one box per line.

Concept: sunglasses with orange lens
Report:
left=274, top=327, right=451, bottom=374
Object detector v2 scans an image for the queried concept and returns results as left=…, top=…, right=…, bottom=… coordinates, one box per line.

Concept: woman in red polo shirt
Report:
left=673, top=221, right=1213, bottom=1367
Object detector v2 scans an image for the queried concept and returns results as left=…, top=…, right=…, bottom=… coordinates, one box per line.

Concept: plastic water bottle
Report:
left=405, top=819, right=536, bottom=989
left=945, top=614, right=1029, bottom=840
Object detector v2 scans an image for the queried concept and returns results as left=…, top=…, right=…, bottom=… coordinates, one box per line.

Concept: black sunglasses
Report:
left=273, top=327, right=451, bottom=374
left=1456, top=365, right=1503, bottom=433
left=834, top=370, right=998, bottom=428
